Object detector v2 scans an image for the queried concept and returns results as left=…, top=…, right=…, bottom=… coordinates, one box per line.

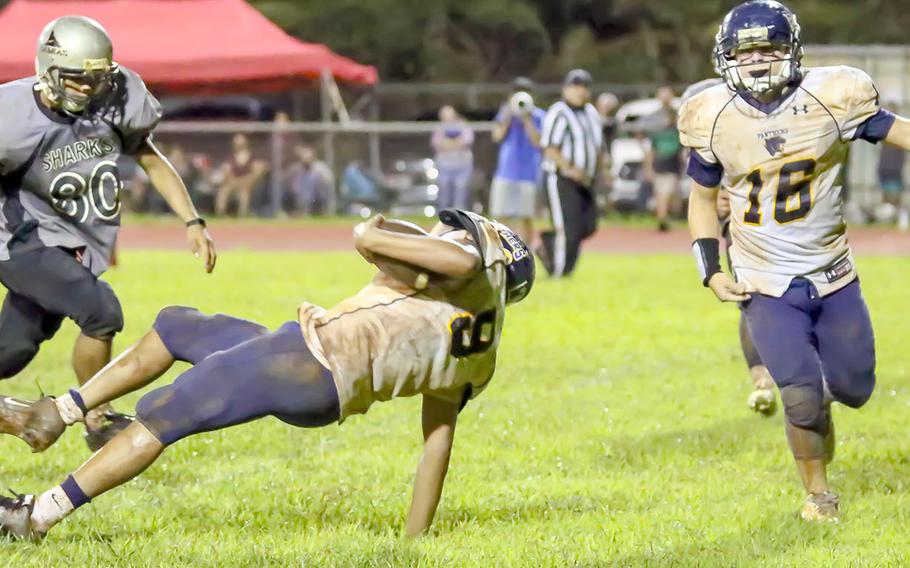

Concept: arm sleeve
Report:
left=677, top=95, right=723, bottom=186
left=837, top=67, right=885, bottom=142
left=853, top=109, right=896, bottom=143
left=687, top=152, right=724, bottom=187
left=116, top=67, right=163, bottom=155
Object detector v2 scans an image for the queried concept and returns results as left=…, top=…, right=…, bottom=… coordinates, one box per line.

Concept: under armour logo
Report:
left=763, top=135, right=786, bottom=156
left=45, top=31, right=59, bottom=47
left=792, top=104, right=809, bottom=115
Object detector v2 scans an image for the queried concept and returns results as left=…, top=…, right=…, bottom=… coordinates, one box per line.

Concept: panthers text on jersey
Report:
left=0, top=66, right=161, bottom=274
left=298, top=214, right=508, bottom=421
left=679, top=66, right=895, bottom=297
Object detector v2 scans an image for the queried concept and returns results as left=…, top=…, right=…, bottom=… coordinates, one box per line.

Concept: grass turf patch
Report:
left=0, top=250, right=908, bottom=566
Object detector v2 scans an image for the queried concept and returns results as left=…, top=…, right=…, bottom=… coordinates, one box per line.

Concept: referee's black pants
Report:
left=538, top=172, right=597, bottom=278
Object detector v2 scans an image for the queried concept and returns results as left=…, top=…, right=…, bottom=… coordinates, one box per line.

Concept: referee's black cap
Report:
left=563, top=69, right=593, bottom=86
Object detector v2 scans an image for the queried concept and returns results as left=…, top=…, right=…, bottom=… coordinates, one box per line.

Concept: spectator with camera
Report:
left=489, top=77, right=545, bottom=243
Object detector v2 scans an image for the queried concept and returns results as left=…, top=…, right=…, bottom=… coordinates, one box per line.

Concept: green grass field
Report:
left=1, top=249, right=909, bottom=566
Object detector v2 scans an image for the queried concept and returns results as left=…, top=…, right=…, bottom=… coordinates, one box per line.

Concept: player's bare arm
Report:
left=687, top=181, right=750, bottom=302
left=374, top=218, right=430, bottom=236
left=135, top=139, right=217, bottom=273
left=355, top=215, right=481, bottom=279
left=405, top=394, right=460, bottom=537
left=883, top=113, right=910, bottom=149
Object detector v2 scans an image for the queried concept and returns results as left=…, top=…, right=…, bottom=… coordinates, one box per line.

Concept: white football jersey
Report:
left=678, top=66, right=886, bottom=297
left=298, top=215, right=508, bottom=422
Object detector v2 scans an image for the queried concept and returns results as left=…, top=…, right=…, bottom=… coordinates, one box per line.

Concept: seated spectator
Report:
left=285, top=144, right=335, bottom=215
left=215, top=133, right=269, bottom=217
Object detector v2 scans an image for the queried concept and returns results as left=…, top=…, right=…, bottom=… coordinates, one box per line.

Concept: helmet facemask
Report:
left=38, top=62, right=117, bottom=115
left=715, top=40, right=798, bottom=97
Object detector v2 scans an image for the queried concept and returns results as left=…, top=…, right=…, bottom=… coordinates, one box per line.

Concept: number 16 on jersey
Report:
left=743, top=158, right=816, bottom=225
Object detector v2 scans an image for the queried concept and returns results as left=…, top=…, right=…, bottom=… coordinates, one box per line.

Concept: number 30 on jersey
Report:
left=49, top=160, right=122, bottom=223
left=743, top=158, right=816, bottom=225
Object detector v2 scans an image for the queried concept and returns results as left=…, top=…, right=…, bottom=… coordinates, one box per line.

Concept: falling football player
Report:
left=0, top=210, right=534, bottom=540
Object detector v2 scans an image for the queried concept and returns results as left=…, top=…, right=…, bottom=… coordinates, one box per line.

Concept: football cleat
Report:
left=84, top=411, right=134, bottom=452
left=0, top=396, right=66, bottom=453
left=0, top=492, right=39, bottom=541
left=746, top=387, right=777, bottom=416
left=799, top=491, right=840, bottom=523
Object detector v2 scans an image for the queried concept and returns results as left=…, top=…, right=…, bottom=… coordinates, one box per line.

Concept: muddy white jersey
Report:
left=298, top=215, right=508, bottom=422
left=679, top=66, right=892, bottom=297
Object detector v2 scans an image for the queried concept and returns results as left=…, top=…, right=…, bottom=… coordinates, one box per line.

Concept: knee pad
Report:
left=76, top=281, right=124, bottom=340
left=0, top=339, right=40, bottom=379
left=779, top=384, right=826, bottom=430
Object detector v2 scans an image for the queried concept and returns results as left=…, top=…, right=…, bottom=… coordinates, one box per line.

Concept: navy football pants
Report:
left=136, top=307, right=340, bottom=446
left=0, top=239, right=123, bottom=379
left=743, top=278, right=876, bottom=412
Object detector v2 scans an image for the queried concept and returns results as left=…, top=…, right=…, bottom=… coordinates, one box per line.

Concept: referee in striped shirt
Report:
left=537, top=69, right=604, bottom=278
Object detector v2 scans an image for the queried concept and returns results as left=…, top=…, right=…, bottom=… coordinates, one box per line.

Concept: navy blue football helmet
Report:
left=438, top=209, right=535, bottom=305
left=714, top=1, right=803, bottom=96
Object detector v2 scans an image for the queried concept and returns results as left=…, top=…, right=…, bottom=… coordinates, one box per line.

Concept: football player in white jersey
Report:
left=0, top=210, right=534, bottom=540
left=681, top=1, right=910, bottom=521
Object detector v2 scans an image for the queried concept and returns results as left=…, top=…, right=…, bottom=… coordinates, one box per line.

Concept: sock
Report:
left=54, top=391, right=86, bottom=425
left=30, top=477, right=89, bottom=534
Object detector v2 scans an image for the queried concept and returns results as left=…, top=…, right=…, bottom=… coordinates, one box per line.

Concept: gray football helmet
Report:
left=35, top=15, right=118, bottom=115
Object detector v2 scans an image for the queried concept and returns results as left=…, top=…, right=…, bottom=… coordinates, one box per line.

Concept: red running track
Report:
left=118, top=222, right=910, bottom=255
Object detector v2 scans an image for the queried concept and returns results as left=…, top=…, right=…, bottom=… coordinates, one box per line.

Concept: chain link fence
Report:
left=139, top=121, right=497, bottom=219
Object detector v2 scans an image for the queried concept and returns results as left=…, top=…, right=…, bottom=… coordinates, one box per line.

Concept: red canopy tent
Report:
left=0, top=0, right=378, bottom=94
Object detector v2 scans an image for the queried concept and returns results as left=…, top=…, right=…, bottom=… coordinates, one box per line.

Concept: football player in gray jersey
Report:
left=0, top=16, right=216, bottom=450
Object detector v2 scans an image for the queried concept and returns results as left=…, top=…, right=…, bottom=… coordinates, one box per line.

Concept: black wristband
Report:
left=185, top=217, right=206, bottom=228
left=692, top=238, right=722, bottom=287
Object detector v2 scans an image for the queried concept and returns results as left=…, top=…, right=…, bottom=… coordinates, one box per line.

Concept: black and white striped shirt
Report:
left=540, top=101, right=604, bottom=186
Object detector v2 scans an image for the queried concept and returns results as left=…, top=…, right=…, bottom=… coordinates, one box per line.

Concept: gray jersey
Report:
left=0, top=66, right=161, bottom=274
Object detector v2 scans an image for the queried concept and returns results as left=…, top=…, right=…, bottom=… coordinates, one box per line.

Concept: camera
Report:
left=509, top=91, right=533, bottom=114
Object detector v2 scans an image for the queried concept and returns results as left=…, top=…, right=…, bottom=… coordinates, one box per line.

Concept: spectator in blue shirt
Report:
left=489, top=77, right=545, bottom=242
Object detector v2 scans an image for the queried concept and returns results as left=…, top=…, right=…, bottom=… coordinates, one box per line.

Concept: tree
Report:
left=251, top=0, right=910, bottom=84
